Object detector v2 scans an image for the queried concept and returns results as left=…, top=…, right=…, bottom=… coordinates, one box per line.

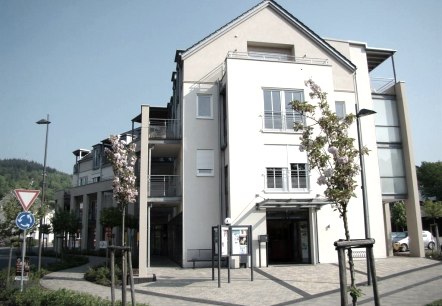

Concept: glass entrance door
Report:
left=266, top=210, right=311, bottom=264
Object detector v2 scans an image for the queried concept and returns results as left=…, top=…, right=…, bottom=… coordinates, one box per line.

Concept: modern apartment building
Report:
left=57, top=0, right=423, bottom=278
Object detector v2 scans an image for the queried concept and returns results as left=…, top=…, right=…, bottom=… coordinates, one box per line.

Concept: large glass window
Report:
left=264, top=89, right=304, bottom=131
left=290, top=163, right=308, bottom=188
left=377, top=146, right=407, bottom=195
left=264, top=90, right=282, bottom=129
left=373, top=98, right=401, bottom=143
left=285, top=91, right=305, bottom=129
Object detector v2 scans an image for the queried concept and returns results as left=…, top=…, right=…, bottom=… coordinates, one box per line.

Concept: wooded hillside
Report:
left=0, top=158, right=72, bottom=201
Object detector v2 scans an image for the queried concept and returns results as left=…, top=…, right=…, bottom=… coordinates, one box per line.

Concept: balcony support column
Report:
left=95, top=191, right=103, bottom=250
left=138, top=105, right=150, bottom=277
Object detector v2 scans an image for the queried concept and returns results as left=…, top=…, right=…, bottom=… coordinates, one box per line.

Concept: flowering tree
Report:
left=291, top=79, right=368, bottom=303
left=105, top=134, right=138, bottom=305
left=105, top=135, right=138, bottom=246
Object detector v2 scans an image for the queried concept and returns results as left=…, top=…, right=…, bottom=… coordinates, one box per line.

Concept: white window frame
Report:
left=265, top=163, right=309, bottom=192
left=335, top=101, right=346, bottom=119
left=263, top=89, right=304, bottom=132
left=197, top=94, right=213, bottom=119
left=196, top=149, right=214, bottom=176
left=290, top=163, right=309, bottom=190
left=266, top=167, right=285, bottom=190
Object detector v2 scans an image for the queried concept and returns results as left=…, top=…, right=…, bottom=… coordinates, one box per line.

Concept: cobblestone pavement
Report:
left=40, top=256, right=442, bottom=306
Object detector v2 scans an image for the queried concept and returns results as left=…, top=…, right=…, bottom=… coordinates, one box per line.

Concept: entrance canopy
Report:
left=256, top=198, right=331, bottom=210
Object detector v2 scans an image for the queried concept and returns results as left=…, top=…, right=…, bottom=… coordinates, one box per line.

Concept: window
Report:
left=266, top=168, right=283, bottom=189
left=290, top=163, right=308, bottom=189
left=93, top=146, right=101, bottom=169
left=79, top=176, right=88, bottom=186
left=197, top=95, right=213, bottom=119
left=335, top=101, right=346, bottom=119
left=264, top=89, right=304, bottom=131
left=197, top=149, right=214, bottom=176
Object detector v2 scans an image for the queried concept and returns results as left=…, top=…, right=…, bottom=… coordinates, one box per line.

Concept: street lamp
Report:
left=356, top=106, right=376, bottom=285
left=36, top=115, right=50, bottom=272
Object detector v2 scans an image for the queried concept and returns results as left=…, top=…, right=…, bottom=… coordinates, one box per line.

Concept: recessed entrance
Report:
left=266, top=210, right=311, bottom=264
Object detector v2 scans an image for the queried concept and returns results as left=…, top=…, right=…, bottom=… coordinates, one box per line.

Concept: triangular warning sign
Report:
left=14, top=189, right=40, bottom=211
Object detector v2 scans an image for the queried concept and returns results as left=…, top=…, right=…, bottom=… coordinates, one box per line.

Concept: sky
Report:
left=0, top=0, right=441, bottom=174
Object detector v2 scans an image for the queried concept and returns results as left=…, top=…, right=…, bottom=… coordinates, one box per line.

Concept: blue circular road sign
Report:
left=15, top=212, right=35, bottom=230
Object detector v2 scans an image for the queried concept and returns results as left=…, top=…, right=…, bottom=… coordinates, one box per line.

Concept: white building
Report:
left=58, top=0, right=423, bottom=277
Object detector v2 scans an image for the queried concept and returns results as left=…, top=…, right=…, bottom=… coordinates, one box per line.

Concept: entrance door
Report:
left=267, top=210, right=310, bottom=264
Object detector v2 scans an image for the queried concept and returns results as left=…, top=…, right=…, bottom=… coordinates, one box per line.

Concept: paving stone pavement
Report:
left=40, top=256, right=442, bottom=306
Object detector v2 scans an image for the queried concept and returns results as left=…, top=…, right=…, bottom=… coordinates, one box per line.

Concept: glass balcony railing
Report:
left=149, top=175, right=181, bottom=197
left=149, top=119, right=181, bottom=140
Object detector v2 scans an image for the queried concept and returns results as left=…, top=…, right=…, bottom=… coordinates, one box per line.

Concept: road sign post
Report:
left=14, top=189, right=39, bottom=292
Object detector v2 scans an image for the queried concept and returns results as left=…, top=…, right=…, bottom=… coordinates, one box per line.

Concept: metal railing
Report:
left=262, top=113, right=304, bottom=132
left=265, top=168, right=309, bottom=192
left=371, top=77, right=395, bottom=94
left=227, top=51, right=329, bottom=65
left=149, top=119, right=181, bottom=140
left=149, top=175, right=181, bottom=197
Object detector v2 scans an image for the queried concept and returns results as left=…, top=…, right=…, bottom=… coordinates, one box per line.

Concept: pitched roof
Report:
left=181, top=0, right=356, bottom=72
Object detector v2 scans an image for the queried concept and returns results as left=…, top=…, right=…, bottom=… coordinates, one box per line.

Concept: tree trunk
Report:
left=121, top=206, right=126, bottom=305
left=343, top=206, right=357, bottom=306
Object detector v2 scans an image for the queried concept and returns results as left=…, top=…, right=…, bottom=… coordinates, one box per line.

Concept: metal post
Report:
left=36, top=114, right=50, bottom=272
left=20, top=230, right=26, bottom=292
left=356, top=106, right=376, bottom=285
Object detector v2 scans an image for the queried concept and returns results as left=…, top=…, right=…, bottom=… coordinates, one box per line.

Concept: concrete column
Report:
left=81, top=194, right=89, bottom=251
left=383, top=202, right=394, bottom=257
left=395, top=82, right=424, bottom=257
left=95, top=191, right=103, bottom=250
left=139, top=105, right=150, bottom=277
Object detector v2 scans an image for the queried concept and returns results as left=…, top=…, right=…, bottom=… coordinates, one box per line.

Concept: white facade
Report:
left=59, top=1, right=424, bottom=277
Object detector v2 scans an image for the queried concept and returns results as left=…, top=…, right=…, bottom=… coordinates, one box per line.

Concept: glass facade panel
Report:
left=374, top=98, right=399, bottom=126
left=375, top=126, right=401, bottom=143
left=381, top=177, right=407, bottom=195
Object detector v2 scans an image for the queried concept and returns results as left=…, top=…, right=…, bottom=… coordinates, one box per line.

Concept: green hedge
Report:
left=4, top=287, right=116, bottom=306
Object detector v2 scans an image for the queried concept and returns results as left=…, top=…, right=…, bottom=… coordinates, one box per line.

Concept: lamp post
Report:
left=356, top=106, right=376, bottom=285
left=36, top=114, right=51, bottom=272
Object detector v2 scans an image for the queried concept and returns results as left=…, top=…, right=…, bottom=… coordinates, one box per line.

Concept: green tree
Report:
left=100, top=207, right=122, bottom=229
left=423, top=200, right=442, bottom=252
left=51, top=209, right=80, bottom=248
left=390, top=201, right=407, bottom=231
left=417, top=161, right=442, bottom=200
left=291, top=79, right=366, bottom=304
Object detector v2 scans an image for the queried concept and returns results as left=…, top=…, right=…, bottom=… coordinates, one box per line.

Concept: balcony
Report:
left=227, top=51, right=329, bottom=65
left=149, top=175, right=181, bottom=198
left=149, top=119, right=181, bottom=140
left=371, top=77, right=395, bottom=95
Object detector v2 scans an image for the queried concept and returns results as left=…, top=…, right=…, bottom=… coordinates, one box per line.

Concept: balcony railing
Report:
left=371, top=77, right=395, bottom=94
left=262, top=113, right=304, bottom=132
left=149, top=119, right=181, bottom=140
left=265, top=168, right=309, bottom=193
left=227, top=51, right=329, bottom=65
left=149, top=175, right=181, bottom=197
